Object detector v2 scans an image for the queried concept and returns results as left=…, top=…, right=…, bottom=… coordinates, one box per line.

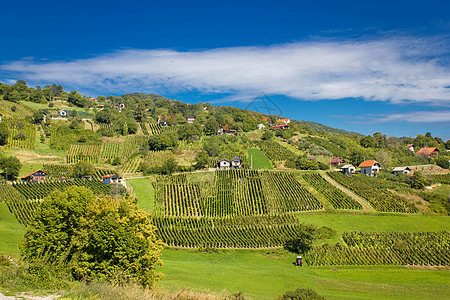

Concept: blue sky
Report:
left=1, top=0, right=450, bottom=139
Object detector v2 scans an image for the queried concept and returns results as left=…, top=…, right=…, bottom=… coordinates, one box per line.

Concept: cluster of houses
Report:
left=336, top=159, right=411, bottom=177
left=216, top=157, right=243, bottom=170
left=20, top=169, right=122, bottom=185
left=257, top=117, right=291, bottom=131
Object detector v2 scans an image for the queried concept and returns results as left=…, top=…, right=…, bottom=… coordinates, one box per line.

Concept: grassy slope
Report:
left=127, top=178, right=155, bottom=211
left=0, top=203, right=26, bottom=260
left=159, top=249, right=450, bottom=300
left=247, top=148, right=273, bottom=170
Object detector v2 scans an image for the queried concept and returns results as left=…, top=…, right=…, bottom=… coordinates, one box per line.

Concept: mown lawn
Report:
left=247, top=148, right=273, bottom=170
left=0, top=203, right=26, bottom=260
left=127, top=177, right=155, bottom=211
left=159, top=248, right=450, bottom=299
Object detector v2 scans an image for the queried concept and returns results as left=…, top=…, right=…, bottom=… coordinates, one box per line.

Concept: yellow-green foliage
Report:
left=20, top=186, right=165, bottom=288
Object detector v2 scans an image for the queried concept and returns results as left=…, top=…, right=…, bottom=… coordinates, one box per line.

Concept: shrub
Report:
left=279, top=288, right=325, bottom=300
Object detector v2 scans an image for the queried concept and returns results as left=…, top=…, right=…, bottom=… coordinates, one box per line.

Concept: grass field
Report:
left=159, top=248, right=450, bottom=299
left=0, top=203, right=26, bottom=260
left=248, top=148, right=273, bottom=170
left=127, top=177, right=155, bottom=211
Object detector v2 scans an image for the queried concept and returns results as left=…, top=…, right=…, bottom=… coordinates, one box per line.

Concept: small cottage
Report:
left=187, top=114, right=196, bottom=124
left=101, top=174, right=122, bottom=184
left=340, top=164, right=356, bottom=175
left=21, top=170, right=47, bottom=183
left=417, top=147, right=439, bottom=157
left=392, top=167, right=411, bottom=175
left=58, top=109, right=68, bottom=117
left=231, top=156, right=242, bottom=169
left=257, top=123, right=266, bottom=130
left=216, top=159, right=231, bottom=170
left=358, top=160, right=381, bottom=176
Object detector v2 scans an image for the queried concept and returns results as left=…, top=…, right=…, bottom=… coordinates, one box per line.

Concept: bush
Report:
left=279, top=288, right=325, bottom=300
left=436, top=157, right=450, bottom=169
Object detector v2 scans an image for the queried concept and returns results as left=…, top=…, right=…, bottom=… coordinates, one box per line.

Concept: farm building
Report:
left=187, top=114, right=196, bottom=123
left=272, top=124, right=290, bottom=130
left=217, top=126, right=224, bottom=135
left=101, top=174, right=122, bottom=184
left=330, top=157, right=347, bottom=166
left=231, top=156, right=243, bottom=169
left=257, top=123, right=266, bottom=130
left=216, top=159, right=231, bottom=170
left=340, top=164, right=356, bottom=175
left=358, top=160, right=381, bottom=176
left=21, top=170, right=47, bottom=183
left=392, top=167, right=411, bottom=175
left=417, top=147, right=439, bottom=157
left=407, top=144, right=415, bottom=152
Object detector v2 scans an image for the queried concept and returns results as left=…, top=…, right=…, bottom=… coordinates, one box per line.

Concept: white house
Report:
left=216, top=159, right=231, bottom=170
left=359, top=160, right=381, bottom=176
left=257, top=123, right=266, bottom=130
left=392, top=167, right=411, bottom=175
left=231, top=156, right=243, bottom=169
left=187, top=114, right=196, bottom=124
left=102, top=174, right=122, bottom=184
left=340, top=164, right=356, bottom=175
left=58, top=109, right=68, bottom=117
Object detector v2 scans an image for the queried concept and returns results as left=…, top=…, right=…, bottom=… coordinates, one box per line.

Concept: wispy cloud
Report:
left=346, top=110, right=450, bottom=124
left=1, top=36, right=450, bottom=104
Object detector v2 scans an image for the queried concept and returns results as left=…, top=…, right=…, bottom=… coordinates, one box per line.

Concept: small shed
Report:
left=358, top=160, right=381, bottom=176
left=187, top=114, right=196, bottom=124
left=21, top=170, right=47, bottom=183
left=257, top=123, right=266, bottom=130
left=392, top=167, right=411, bottom=175
left=231, top=156, right=243, bottom=169
left=340, top=164, right=356, bottom=175
left=101, top=174, right=122, bottom=184
left=216, top=159, right=231, bottom=170
left=58, top=109, right=68, bottom=117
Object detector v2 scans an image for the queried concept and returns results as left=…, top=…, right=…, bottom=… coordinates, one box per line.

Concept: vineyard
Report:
left=12, top=179, right=111, bottom=201
left=152, top=170, right=323, bottom=248
left=326, top=172, right=418, bottom=213
left=66, top=135, right=149, bottom=163
left=3, top=119, right=36, bottom=149
left=153, top=214, right=313, bottom=248
left=301, top=173, right=362, bottom=210
left=432, top=174, right=450, bottom=185
left=140, top=121, right=163, bottom=135
left=254, top=140, right=297, bottom=162
left=43, top=163, right=114, bottom=181
left=0, top=181, right=38, bottom=225
left=305, top=231, right=449, bottom=266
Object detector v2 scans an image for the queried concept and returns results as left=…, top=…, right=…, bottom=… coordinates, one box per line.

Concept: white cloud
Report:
left=354, top=110, right=450, bottom=124
left=1, top=37, right=450, bottom=104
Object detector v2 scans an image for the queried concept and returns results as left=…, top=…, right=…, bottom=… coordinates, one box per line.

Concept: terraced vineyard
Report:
left=432, top=174, right=450, bottom=185
left=301, top=173, right=362, bottom=210
left=305, top=231, right=449, bottom=266
left=153, top=170, right=322, bottom=248
left=12, top=179, right=111, bottom=201
left=0, top=181, right=41, bottom=225
left=327, top=172, right=418, bottom=213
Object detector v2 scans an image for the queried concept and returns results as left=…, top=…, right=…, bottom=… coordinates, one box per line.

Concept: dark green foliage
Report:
left=410, top=171, right=429, bottom=189
left=67, top=90, right=86, bottom=107
left=420, top=192, right=450, bottom=215
left=261, top=129, right=274, bottom=140
left=72, top=161, right=95, bottom=178
left=279, top=288, right=325, bottom=300
left=20, top=186, right=164, bottom=287
left=148, top=131, right=178, bottom=151
left=284, top=226, right=315, bottom=254
left=0, top=123, right=9, bottom=145
left=436, top=157, right=450, bottom=169
left=194, top=150, right=209, bottom=169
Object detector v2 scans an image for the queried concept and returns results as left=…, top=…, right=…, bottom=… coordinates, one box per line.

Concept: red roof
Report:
left=358, top=160, right=379, bottom=168
left=273, top=124, right=289, bottom=129
left=101, top=174, right=119, bottom=179
left=21, top=169, right=47, bottom=179
left=417, top=147, right=439, bottom=155
left=330, top=157, right=346, bottom=164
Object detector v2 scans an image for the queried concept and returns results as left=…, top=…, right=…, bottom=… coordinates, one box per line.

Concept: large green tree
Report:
left=0, top=155, right=21, bottom=179
left=20, top=186, right=164, bottom=287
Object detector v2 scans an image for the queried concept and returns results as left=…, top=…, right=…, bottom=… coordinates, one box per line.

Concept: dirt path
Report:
left=296, top=174, right=333, bottom=211
left=319, top=171, right=376, bottom=212
left=0, top=292, right=58, bottom=300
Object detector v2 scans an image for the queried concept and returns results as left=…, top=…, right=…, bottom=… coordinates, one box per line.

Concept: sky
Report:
left=1, top=0, right=450, bottom=140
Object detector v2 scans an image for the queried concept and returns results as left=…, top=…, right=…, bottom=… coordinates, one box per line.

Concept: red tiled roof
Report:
left=102, top=174, right=118, bottom=179
left=417, top=147, right=439, bottom=155
left=21, top=169, right=47, bottom=179
left=358, top=160, right=379, bottom=168
left=273, top=124, right=289, bottom=129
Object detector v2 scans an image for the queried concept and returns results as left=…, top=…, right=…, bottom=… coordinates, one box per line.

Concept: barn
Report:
left=21, top=170, right=47, bottom=183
